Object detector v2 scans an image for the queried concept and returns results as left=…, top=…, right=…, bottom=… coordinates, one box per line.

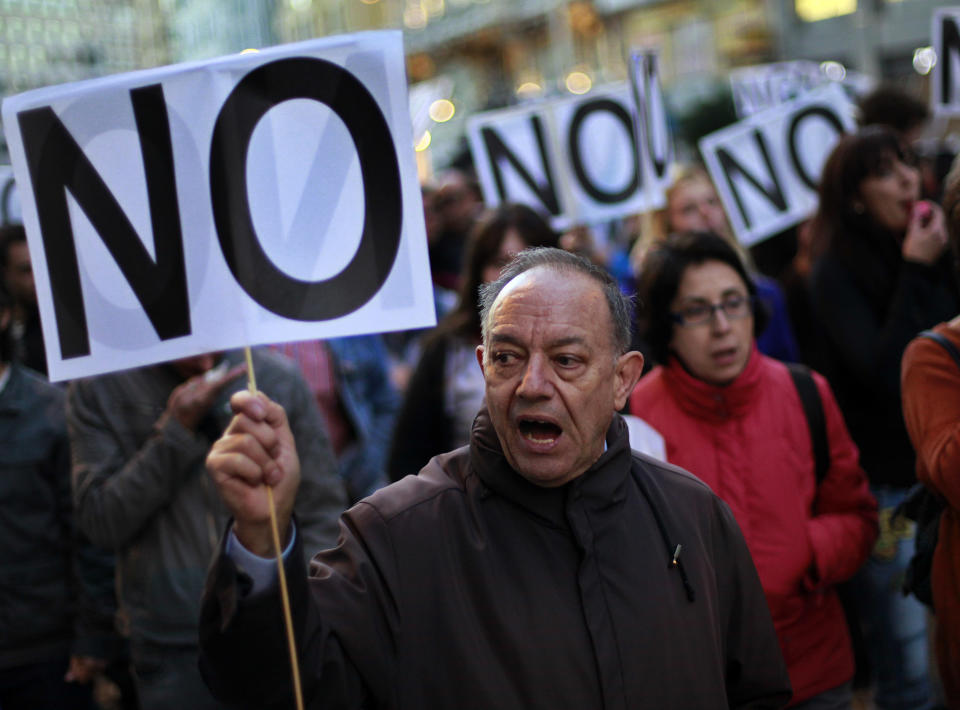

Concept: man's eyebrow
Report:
left=489, top=333, right=524, bottom=347
left=547, top=335, right=588, bottom=349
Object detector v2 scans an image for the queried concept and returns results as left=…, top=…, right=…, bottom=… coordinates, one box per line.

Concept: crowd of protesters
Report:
left=1, top=81, right=959, bottom=710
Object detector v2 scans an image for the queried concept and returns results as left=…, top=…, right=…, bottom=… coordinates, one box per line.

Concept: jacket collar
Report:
left=468, top=408, right=632, bottom=529
left=661, top=342, right=762, bottom=422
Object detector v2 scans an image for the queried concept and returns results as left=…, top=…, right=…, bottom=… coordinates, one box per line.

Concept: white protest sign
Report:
left=699, top=83, right=856, bottom=247
left=0, top=166, right=21, bottom=224
left=730, top=60, right=873, bottom=119
left=467, top=53, right=671, bottom=227
left=628, top=50, right=672, bottom=209
left=730, top=61, right=824, bottom=118
left=933, top=9, right=960, bottom=116
left=1, top=30, right=435, bottom=382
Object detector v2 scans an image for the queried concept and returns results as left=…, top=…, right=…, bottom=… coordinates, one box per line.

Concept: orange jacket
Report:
left=630, top=347, right=877, bottom=705
left=901, top=323, right=960, bottom=708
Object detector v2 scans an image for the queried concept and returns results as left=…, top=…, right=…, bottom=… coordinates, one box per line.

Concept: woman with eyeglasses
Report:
left=629, top=231, right=877, bottom=709
left=626, top=164, right=799, bottom=363
left=807, top=126, right=960, bottom=709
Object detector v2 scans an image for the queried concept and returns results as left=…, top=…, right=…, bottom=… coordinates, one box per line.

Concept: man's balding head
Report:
left=479, top=248, right=634, bottom=358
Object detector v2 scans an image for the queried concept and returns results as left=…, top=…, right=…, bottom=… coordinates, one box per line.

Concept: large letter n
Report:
left=17, top=84, right=190, bottom=360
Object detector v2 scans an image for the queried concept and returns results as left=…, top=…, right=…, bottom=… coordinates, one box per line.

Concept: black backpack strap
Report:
left=786, top=363, right=829, bottom=485
left=918, top=329, right=960, bottom=370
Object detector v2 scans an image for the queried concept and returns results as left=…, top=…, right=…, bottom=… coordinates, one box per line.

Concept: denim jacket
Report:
left=327, top=336, right=400, bottom=502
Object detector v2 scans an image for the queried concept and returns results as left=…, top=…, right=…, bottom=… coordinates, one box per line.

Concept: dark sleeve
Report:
left=712, top=498, right=793, bottom=709
left=44, top=388, right=119, bottom=661
left=805, top=374, right=878, bottom=589
left=67, top=378, right=211, bottom=548
left=811, top=256, right=957, bottom=401
left=199, top=505, right=399, bottom=710
left=72, top=532, right=123, bottom=661
left=388, top=336, right=451, bottom=481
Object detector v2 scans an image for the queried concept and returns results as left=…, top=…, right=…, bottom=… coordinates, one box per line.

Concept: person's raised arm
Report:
left=69, top=364, right=244, bottom=549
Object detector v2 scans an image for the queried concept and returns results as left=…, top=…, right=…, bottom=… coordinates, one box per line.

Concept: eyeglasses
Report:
left=670, top=293, right=752, bottom=327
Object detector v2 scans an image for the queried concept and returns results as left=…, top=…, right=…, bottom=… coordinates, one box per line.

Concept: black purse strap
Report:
left=918, top=329, right=960, bottom=370
left=786, top=363, right=829, bottom=485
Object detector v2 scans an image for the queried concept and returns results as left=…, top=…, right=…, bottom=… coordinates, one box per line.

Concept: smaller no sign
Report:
left=0, top=166, right=21, bottom=225
left=467, top=52, right=671, bottom=227
left=699, top=84, right=855, bottom=247
left=933, top=9, right=960, bottom=117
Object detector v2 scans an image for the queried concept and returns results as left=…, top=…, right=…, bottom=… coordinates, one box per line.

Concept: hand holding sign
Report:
left=207, top=391, right=300, bottom=558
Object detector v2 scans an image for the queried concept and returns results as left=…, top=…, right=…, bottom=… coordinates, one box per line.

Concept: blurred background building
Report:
left=0, top=0, right=946, bottom=172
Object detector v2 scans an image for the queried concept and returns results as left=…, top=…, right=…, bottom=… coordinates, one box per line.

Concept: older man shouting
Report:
left=199, top=248, right=791, bottom=709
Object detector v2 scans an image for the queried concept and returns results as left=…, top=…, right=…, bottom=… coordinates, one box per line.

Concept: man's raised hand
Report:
left=206, top=390, right=300, bottom=557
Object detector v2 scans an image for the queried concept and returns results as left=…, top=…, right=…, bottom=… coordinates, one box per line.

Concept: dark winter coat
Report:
left=199, top=410, right=792, bottom=709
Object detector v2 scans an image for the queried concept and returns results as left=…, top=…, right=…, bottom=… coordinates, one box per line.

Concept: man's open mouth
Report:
left=518, top=417, right=563, bottom=444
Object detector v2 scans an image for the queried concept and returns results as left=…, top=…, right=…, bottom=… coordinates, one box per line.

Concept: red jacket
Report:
left=630, top=347, right=877, bottom=705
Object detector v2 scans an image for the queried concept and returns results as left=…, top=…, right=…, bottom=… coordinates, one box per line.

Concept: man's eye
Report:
left=494, top=352, right=515, bottom=364
left=555, top=355, right=579, bottom=367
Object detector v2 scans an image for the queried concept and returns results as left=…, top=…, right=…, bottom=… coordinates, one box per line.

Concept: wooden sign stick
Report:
left=244, top=346, right=305, bottom=710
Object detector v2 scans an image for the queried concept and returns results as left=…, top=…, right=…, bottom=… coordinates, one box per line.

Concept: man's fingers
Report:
left=260, top=396, right=290, bottom=430
left=228, top=391, right=291, bottom=438
left=229, top=390, right=269, bottom=421
left=211, top=433, right=277, bottom=476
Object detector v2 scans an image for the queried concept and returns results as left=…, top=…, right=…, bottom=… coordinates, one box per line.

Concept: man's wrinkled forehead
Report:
left=486, top=265, right=613, bottom=343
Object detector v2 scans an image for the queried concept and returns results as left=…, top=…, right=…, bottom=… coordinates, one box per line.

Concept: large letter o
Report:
left=210, top=57, right=403, bottom=320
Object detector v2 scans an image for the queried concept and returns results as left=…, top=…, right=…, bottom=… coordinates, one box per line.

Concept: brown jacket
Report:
left=200, top=411, right=791, bottom=709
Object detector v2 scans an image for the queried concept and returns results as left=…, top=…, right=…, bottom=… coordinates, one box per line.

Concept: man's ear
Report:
left=613, top=350, right=644, bottom=411
left=0, top=306, right=10, bottom=332
left=476, top=344, right=485, bottom=372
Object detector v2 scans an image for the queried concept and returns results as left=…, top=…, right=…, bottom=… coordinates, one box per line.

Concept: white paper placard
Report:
left=0, top=166, right=21, bottom=224
left=699, top=83, right=856, bottom=247
left=467, top=53, right=671, bottom=228
left=933, top=8, right=960, bottom=117
left=2, top=31, right=435, bottom=381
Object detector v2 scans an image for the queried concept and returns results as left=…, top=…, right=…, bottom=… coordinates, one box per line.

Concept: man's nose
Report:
left=517, top=354, right=552, bottom=400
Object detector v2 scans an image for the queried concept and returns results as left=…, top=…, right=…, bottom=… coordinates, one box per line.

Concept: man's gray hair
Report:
left=478, top=247, right=634, bottom=355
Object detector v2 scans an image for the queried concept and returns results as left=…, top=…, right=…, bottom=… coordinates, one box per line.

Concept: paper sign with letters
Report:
left=729, top=61, right=825, bottom=118
left=0, top=166, right=20, bottom=224
left=2, top=30, right=434, bottom=381
left=933, top=9, right=960, bottom=117
left=699, top=83, right=856, bottom=247
left=467, top=52, right=671, bottom=227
